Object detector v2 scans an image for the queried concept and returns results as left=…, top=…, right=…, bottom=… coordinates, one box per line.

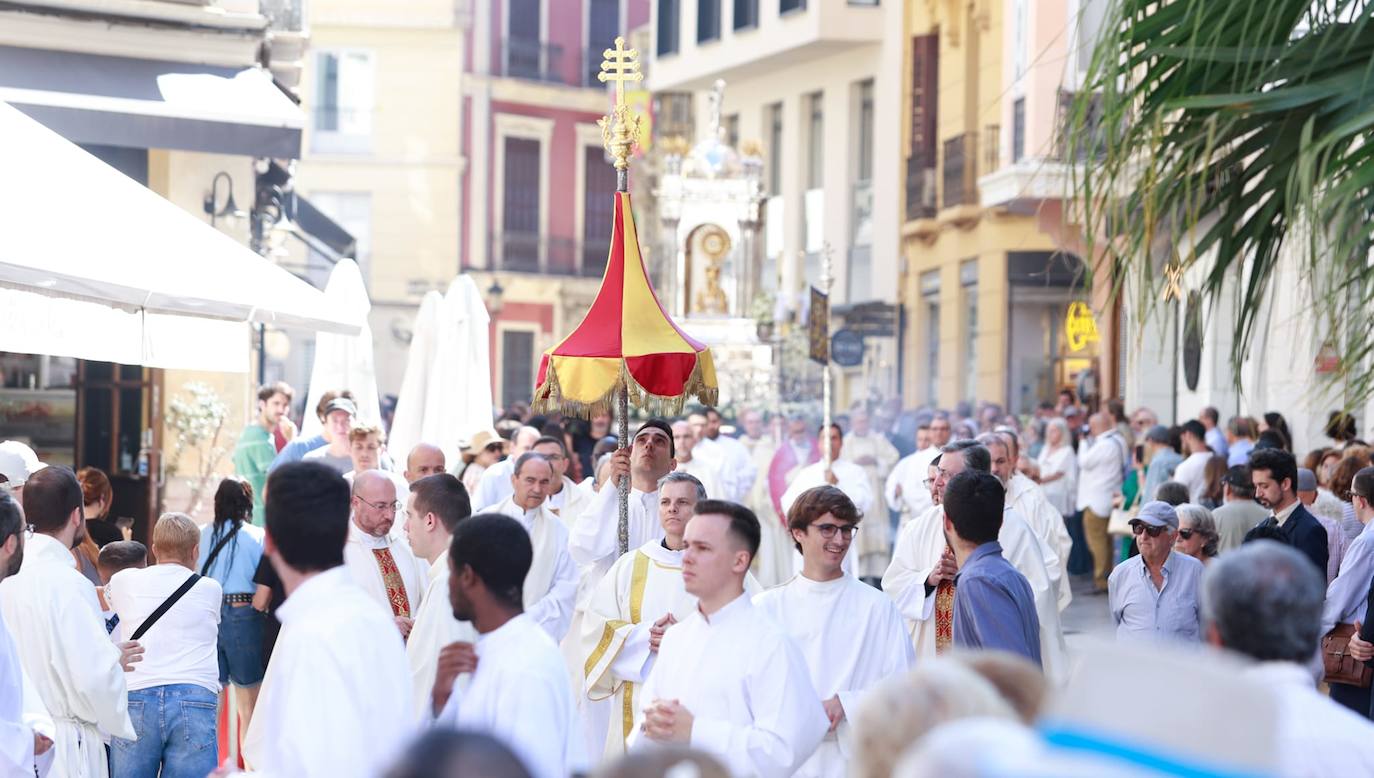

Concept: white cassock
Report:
left=629, top=593, right=829, bottom=777
left=343, top=520, right=426, bottom=620
left=884, top=447, right=941, bottom=529
left=697, top=434, right=759, bottom=503
left=471, top=458, right=516, bottom=511
left=781, top=460, right=874, bottom=579
left=2, top=606, right=56, bottom=777
left=435, top=613, right=585, bottom=778
left=1007, top=473, right=1073, bottom=611
left=0, top=533, right=133, bottom=778
left=752, top=574, right=915, bottom=778
left=841, top=432, right=900, bottom=578
left=744, top=436, right=792, bottom=589
left=245, top=567, right=413, bottom=777
left=580, top=540, right=763, bottom=760
left=491, top=498, right=580, bottom=641
left=880, top=504, right=1066, bottom=682
left=546, top=476, right=592, bottom=527
left=570, top=486, right=664, bottom=592
left=675, top=456, right=725, bottom=499
left=406, top=555, right=479, bottom=722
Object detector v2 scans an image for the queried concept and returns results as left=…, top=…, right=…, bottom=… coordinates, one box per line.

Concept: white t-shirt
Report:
left=107, top=563, right=222, bottom=694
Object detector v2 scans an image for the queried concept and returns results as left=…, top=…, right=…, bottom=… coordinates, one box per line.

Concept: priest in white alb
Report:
left=402, top=473, right=478, bottom=721
left=531, top=435, right=592, bottom=525
left=689, top=408, right=758, bottom=503
left=570, top=420, right=678, bottom=589
left=630, top=500, right=828, bottom=778
left=841, top=408, right=900, bottom=579
left=882, top=442, right=1067, bottom=680
left=996, top=430, right=1073, bottom=607
left=489, top=453, right=579, bottom=641
left=884, top=414, right=952, bottom=530
left=782, top=425, right=874, bottom=578
left=432, top=515, right=584, bottom=778
left=0, top=467, right=134, bottom=778
left=739, top=409, right=789, bottom=588
left=754, top=485, right=913, bottom=778
left=671, top=421, right=725, bottom=499
left=0, top=492, right=55, bottom=777
left=244, top=462, right=414, bottom=777
left=581, top=472, right=761, bottom=760
left=343, top=470, right=427, bottom=639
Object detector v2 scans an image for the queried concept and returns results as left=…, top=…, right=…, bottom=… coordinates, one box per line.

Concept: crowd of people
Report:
left=6, top=381, right=1374, bottom=777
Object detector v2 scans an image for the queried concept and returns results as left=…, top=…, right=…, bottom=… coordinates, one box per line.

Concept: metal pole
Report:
left=820, top=245, right=834, bottom=471
left=617, top=383, right=630, bottom=556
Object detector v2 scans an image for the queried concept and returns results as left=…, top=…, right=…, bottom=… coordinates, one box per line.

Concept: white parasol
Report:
left=299, top=259, right=382, bottom=437
left=386, top=290, right=443, bottom=463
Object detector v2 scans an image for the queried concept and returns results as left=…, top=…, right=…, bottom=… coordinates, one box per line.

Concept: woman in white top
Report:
left=1037, top=417, right=1078, bottom=518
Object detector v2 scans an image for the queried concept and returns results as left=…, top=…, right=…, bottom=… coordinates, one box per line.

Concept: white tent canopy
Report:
left=0, top=100, right=359, bottom=372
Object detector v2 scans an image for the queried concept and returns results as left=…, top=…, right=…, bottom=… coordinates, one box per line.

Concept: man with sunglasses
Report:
left=754, top=485, right=914, bottom=778
left=1107, top=501, right=1204, bottom=643
left=344, top=469, right=427, bottom=639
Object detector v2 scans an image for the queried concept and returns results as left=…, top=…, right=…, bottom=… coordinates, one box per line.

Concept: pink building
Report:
left=462, top=0, right=650, bottom=410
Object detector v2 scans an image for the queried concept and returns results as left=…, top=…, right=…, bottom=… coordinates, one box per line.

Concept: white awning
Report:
left=0, top=100, right=361, bottom=372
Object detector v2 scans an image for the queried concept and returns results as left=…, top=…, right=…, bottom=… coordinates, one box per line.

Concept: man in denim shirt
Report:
left=1108, top=501, right=1204, bottom=642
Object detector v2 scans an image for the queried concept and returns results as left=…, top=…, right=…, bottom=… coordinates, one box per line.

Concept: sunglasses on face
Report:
left=1177, top=528, right=1198, bottom=540
left=1130, top=522, right=1167, bottom=538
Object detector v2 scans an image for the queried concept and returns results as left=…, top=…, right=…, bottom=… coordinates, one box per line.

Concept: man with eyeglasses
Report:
left=344, top=470, right=427, bottom=639
left=531, top=436, right=590, bottom=527
left=1107, top=500, right=1203, bottom=643
left=753, top=485, right=913, bottom=778
left=885, top=413, right=953, bottom=530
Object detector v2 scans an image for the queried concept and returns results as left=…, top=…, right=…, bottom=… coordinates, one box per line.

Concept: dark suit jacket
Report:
left=1278, top=503, right=1329, bottom=576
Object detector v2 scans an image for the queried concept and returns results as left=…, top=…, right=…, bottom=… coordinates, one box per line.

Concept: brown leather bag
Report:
left=1322, top=623, right=1373, bottom=688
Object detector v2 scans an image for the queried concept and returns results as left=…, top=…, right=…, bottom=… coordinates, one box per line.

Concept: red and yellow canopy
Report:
left=533, top=192, right=717, bottom=418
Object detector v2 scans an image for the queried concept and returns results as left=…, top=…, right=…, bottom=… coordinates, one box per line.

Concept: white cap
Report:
left=0, top=448, right=30, bottom=489
left=0, top=441, right=45, bottom=476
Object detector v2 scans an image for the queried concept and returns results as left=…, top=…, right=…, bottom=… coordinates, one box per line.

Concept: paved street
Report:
left=1063, top=573, right=1117, bottom=654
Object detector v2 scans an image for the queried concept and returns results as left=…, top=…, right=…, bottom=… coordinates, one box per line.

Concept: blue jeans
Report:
left=111, top=684, right=219, bottom=778
left=218, top=602, right=266, bottom=686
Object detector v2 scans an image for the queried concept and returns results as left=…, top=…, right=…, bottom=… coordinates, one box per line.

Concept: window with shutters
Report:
left=501, top=331, right=536, bottom=410
left=583, top=146, right=617, bottom=277
left=502, top=137, right=542, bottom=272
left=658, top=0, right=681, bottom=55
left=906, top=33, right=939, bottom=220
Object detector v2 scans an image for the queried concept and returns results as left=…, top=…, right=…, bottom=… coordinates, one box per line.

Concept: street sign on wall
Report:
left=831, top=330, right=865, bottom=367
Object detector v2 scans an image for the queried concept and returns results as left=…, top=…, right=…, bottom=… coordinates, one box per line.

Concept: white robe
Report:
left=245, top=567, right=414, bottom=777
left=629, top=593, right=830, bottom=778
left=492, top=498, right=580, bottom=642
left=753, top=574, right=915, bottom=778
left=546, top=476, right=593, bottom=528
left=675, top=456, right=725, bottom=500
left=1007, top=473, right=1073, bottom=611
left=343, top=520, right=426, bottom=619
left=697, top=434, right=759, bottom=503
left=781, top=460, right=874, bottom=579
left=471, top=458, right=516, bottom=512
left=744, top=436, right=792, bottom=588
left=0, top=533, right=133, bottom=778
left=841, top=433, right=900, bottom=577
left=881, top=504, right=1068, bottom=682
left=436, top=614, right=585, bottom=778
left=581, top=541, right=762, bottom=760
left=884, top=447, right=940, bottom=529
left=1, top=606, right=54, bottom=778
left=406, top=556, right=479, bottom=722
left=570, top=485, right=664, bottom=592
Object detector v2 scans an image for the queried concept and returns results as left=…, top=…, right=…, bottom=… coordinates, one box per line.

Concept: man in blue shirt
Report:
left=1108, top=500, right=1204, bottom=642
left=943, top=469, right=1041, bottom=666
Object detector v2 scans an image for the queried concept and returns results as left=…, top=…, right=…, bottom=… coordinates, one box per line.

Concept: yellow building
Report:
left=293, top=0, right=468, bottom=397
left=899, top=0, right=1102, bottom=413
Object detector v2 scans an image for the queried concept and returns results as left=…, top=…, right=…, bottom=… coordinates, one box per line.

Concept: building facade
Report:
left=292, top=0, right=469, bottom=400
left=899, top=0, right=1109, bottom=414
left=647, top=0, right=905, bottom=409
left=462, top=0, right=651, bottom=412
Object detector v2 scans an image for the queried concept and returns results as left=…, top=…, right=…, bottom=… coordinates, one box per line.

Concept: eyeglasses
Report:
left=922, top=478, right=934, bottom=489
left=356, top=496, right=401, bottom=513
left=1177, top=528, right=1198, bottom=540
left=1130, top=522, right=1167, bottom=538
left=810, top=523, right=859, bottom=539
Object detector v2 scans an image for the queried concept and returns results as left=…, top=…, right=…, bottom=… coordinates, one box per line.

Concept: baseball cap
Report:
left=323, top=397, right=358, bottom=418
left=0, top=448, right=29, bottom=490
left=1296, top=468, right=1318, bottom=493
left=0, top=441, right=45, bottom=475
left=1135, top=500, right=1179, bottom=529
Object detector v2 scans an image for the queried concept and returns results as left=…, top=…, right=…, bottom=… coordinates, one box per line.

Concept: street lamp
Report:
left=486, top=276, right=505, bottom=316
left=203, top=171, right=246, bottom=228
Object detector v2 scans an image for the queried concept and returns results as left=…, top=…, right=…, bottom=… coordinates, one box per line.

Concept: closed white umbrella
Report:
left=386, top=290, right=443, bottom=464
left=299, top=259, right=382, bottom=438
left=422, top=276, right=494, bottom=466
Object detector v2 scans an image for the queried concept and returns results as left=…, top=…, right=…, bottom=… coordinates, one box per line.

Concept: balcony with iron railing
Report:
left=501, top=38, right=576, bottom=86
left=941, top=133, right=977, bottom=210
left=488, top=231, right=608, bottom=278
left=905, top=150, right=937, bottom=222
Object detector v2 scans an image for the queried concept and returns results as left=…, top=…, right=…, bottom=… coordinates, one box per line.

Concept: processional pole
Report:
left=598, top=37, right=644, bottom=556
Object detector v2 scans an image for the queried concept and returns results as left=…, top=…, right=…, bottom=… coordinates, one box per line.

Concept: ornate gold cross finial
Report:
left=597, top=36, right=644, bottom=172
left=1162, top=261, right=1185, bottom=301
